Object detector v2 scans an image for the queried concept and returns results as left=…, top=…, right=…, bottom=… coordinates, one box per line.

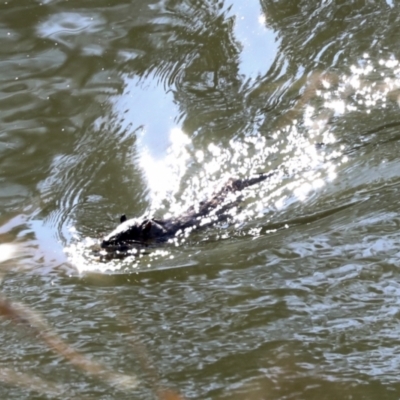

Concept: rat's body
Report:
left=101, top=173, right=273, bottom=254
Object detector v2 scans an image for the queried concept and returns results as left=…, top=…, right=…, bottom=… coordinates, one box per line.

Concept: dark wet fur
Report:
left=101, top=173, right=274, bottom=255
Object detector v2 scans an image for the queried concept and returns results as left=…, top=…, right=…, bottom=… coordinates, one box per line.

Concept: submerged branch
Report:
left=0, top=295, right=139, bottom=392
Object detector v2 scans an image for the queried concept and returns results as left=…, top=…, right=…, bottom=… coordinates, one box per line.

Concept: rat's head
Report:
left=101, top=215, right=167, bottom=252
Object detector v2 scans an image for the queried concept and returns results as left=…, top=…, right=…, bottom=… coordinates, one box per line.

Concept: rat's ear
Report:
left=143, top=220, right=152, bottom=233
left=120, top=214, right=127, bottom=223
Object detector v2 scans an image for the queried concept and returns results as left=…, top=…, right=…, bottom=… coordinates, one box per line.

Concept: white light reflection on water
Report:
left=228, top=0, right=277, bottom=80
left=36, top=11, right=106, bottom=55
left=139, top=127, right=191, bottom=215
left=0, top=244, right=16, bottom=264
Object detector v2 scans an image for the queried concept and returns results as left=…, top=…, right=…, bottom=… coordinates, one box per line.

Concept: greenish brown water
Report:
left=2, top=0, right=400, bottom=398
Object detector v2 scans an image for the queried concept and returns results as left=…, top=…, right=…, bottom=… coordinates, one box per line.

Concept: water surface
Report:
left=1, top=0, right=400, bottom=398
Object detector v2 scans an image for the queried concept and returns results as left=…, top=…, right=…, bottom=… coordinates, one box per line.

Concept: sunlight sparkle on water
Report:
left=324, top=99, right=346, bottom=115
left=340, top=55, right=400, bottom=113
left=139, top=127, right=191, bottom=214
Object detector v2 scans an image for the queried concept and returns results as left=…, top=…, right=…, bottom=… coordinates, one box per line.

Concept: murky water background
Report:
left=2, top=0, right=400, bottom=398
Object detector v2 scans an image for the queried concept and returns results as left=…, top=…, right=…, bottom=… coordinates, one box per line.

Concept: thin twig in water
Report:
left=0, top=295, right=139, bottom=392
left=108, top=297, right=186, bottom=400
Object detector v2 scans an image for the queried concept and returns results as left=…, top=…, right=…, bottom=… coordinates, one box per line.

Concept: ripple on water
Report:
left=6, top=6, right=400, bottom=397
